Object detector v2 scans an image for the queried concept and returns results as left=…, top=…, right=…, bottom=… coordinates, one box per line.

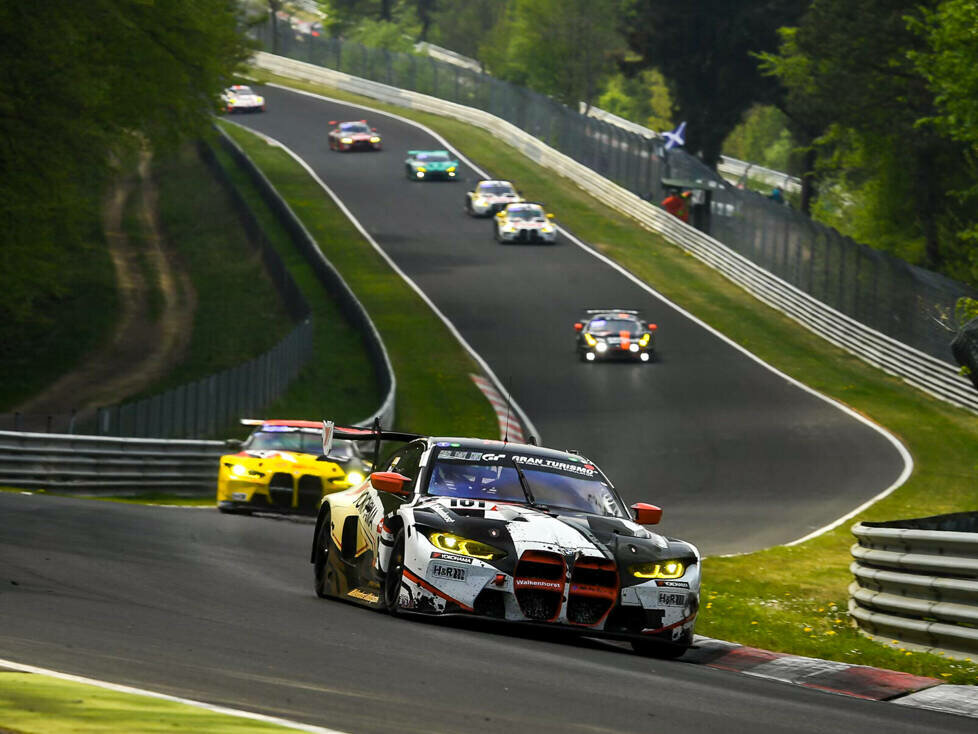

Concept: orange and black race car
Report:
left=217, top=419, right=369, bottom=515
left=574, top=309, right=658, bottom=362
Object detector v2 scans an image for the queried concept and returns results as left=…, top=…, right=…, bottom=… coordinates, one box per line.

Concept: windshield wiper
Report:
left=510, top=457, right=548, bottom=511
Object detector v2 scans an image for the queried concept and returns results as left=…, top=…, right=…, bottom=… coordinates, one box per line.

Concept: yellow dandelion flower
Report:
left=818, top=608, right=825, bottom=612
left=803, top=627, right=812, bottom=632
left=941, top=673, right=952, bottom=677
left=751, top=621, right=759, bottom=625
left=834, top=619, right=843, bottom=624
left=825, top=630, right=836, bottom=636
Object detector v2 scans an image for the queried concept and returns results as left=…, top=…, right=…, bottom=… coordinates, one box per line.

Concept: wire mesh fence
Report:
left=257, top=21, right=976, bottom=364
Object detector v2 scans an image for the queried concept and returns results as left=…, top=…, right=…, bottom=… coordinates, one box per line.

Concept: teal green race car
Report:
left=405, top=150, right=459, bottom=181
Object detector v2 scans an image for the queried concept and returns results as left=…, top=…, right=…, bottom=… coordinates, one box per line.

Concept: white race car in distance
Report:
left=494, top=202, right=557, bottom=244
left=465, top=180, right=523, bottom=217
left=221, top=85, right=265, bottom=113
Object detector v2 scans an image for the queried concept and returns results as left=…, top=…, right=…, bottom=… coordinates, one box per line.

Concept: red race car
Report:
left=328, top=120, right=383, bottom=151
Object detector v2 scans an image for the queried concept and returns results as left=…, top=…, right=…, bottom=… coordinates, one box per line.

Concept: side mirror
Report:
left=573, top=322, right=584, bottom=332
left=546, top=213, right=555, bottom=219
left=648, top=324, right=658, bottom=331
left=225, top=438, right=243, bottom=449
left=329, top=120, right=337, bottom=125
left=495, top=212, right=505, bottom=218
left=370, top=471, right=412, bottom=495
left=371, top=127, right=377, bottom=132
left=631, top=502, right=662, bottom=525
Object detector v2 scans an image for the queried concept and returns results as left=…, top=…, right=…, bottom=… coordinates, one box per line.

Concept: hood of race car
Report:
left=410, top=497, right=692, bottom=582
left=415, top=160, right=455, bottom=170
left=221, top=450, right=344, bottom=478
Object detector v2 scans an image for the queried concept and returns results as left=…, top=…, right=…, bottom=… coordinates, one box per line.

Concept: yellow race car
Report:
left=217, top=419, right=369, bottom=515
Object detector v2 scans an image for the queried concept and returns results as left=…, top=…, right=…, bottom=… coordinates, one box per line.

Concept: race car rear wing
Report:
left=583, top=308, right=640, bottom=315
left=327, top=419, right=423, bottom=471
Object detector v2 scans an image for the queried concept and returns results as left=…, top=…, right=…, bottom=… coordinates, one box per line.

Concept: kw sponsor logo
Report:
left=347, top=589, right=379, bottom=603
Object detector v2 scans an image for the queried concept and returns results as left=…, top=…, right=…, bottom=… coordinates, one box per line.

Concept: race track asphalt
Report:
left=230, top=85, right=906, bottom=556
left=1, top=493, right=972, bottom=734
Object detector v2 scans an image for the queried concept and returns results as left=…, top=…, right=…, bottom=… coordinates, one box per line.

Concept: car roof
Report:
left=427, top=437, right=594, bottom=464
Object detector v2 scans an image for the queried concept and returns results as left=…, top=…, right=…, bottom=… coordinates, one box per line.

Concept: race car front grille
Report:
left=514, top=551, right=565, bottom=621
left=516, top=229, right=544, bottom=242
left=296, top=475, right=324, bottom=513
left=567, top=558, right=618, bottom=626
left=268, top=473, right=294, bottom=508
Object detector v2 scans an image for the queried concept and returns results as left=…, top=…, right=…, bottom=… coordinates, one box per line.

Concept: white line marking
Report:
left=256, top=84, right=914, bottom=549
left=0, top=657, right=351, bottom=734
left=225, top=114, right=539, bottom=445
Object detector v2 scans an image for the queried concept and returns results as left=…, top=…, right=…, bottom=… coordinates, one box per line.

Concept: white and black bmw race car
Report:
left=311, top=426, right=700, bottom=657
left=220, top=84, right=265, bottom=113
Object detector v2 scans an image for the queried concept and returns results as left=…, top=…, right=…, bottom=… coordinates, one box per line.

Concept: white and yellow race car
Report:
left=217, top=419, right=368, bottom=515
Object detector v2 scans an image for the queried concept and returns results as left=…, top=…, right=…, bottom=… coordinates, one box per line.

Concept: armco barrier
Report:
left=251, top=51, right=978, bottom=413
left=0, top=431, right=224, bottom=494
left=850, top=514, right=978, bottom=658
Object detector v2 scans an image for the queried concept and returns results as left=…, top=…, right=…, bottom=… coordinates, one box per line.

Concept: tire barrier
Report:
left=251, top=51, right=978, bottom=414
left=850, top=514, right=978, bottom=658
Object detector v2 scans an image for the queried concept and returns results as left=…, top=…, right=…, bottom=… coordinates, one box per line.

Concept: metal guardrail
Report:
left=850, top=514, right=978, bottom=658
left=0, top=431, right=224, bottom=494
left=251, top=51, right=978, bottom=414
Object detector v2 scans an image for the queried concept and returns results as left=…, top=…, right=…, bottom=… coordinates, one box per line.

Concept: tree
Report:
left=484, top=0, right=624, bottom=108
left=0, top=1, right=251, bottom=346
left=429, top=0, right=505, bottom=64
left=622, top=0, right=807, bottom=167
left=760, top=0, right=971, bottom=271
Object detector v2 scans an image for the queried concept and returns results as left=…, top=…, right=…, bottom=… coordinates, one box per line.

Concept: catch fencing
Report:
left=257, top=21, right=977, bottom=371
left=850, top=515, right=978, bottom=658
left=250, top=50, right=978, bottom=412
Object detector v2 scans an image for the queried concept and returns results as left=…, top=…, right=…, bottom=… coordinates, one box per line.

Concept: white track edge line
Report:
left=224, top=116, right=539, bottom=445
left=260, top=84, right=913, bottom=549
left=0, top=657, right=349, bottom=734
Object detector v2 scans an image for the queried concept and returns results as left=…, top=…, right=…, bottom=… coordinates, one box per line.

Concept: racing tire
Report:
left=465, top=197, right=472, bottom=215
left=313, top=507, right=333, bottom=599
left=383, top=530, right=406, bottom=616
left=406, top=165, right=415, bottom=181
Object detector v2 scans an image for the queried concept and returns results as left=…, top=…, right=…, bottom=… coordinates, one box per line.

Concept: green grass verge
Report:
left=141, top=143, right=293, bottom=396
left=216, top=120, right=497, bottom=438
left=0, top=194, right=118, bottom=412
left=203, top=136, right=381, bottom=433
left=0, top=672, right=303, bottom=733
left=252, top=72, right=978, bottom=681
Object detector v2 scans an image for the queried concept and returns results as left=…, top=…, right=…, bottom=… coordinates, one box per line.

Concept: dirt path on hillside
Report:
left=16, top=152, right=197, bottom=420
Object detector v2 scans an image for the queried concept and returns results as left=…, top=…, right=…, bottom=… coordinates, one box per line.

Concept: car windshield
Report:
left=478, top=182, right=515, bottom=196
left=231, top=86, right=254, bottom=95
left=425, top=449, right=627, bottom=518
left=341, top=122, right=370, bottom=132
left=587, top=318, right=642, bottom=336
left=508, top=206, right=545, bottom=221
left=246, top=428, right=322, bottom=453
left=417, top=152, right=450, bottom=161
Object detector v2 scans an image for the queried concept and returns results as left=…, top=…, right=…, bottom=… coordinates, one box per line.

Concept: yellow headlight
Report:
left=447, top=166, right=456, bottom=172
left=630, top=561, right=685, bottom=579
left=417, top=166, right=426, bottom=172
left=428, top=532, right=506, bottom=560
left=370, top=136, right=381, bottom=143
left=584, top=333, right=598, bottom=347
left=639, top=333, right=651, bottom=347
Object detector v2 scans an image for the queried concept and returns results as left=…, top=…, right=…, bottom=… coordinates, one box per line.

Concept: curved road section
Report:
left=232, top=85, right=906, bottom=555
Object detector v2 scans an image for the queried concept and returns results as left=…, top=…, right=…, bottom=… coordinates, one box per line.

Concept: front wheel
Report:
left=313, top=508, right=333, bottom=598
left=383, top=530, right=406, bottom=615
